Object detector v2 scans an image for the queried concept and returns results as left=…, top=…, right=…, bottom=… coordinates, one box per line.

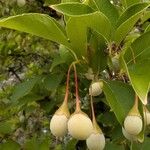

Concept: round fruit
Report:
left=122, top=127, right=137, bottom=141
left=86, top=133, right=105, bottom=150
left=17, top=0, right=26, bottom=7
left=50, top=114, right=68, bottom=137
left=124, top=115, right=142, bottom=135
left=68, top=113, right=93, bottom=140
left=89, top=82, right=103, bottom=96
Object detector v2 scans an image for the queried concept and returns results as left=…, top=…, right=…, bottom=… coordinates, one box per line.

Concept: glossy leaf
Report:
left=115, top=3, right=149, bottom=44
left=66, top=11, right=111, bottom=57
left=92, top=0, right=119, bottom=28
left=102, top=80, right=134, bottom=124
left=51, top=2, right=94, bottom=15
left=121, top=31, right=150, bottom=104
left=121, top=0, right=142, bottom=8
left=0, top=13, right=69, bottom=46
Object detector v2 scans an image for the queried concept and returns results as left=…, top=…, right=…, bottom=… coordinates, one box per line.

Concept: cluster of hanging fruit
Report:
left=50, top=63, right=150, bottom=149
left=50, top=63, right=105, bottom=150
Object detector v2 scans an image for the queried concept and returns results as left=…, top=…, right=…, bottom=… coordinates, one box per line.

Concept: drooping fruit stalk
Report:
left=50, top=64, right=72, bottom=137
left=89, top=81, right=103, bottom=96
left=86, top=94, right=105, bottom=150
left=68, top=63, right=93, bottom=140
left=124, top=95, right=143, bottom=135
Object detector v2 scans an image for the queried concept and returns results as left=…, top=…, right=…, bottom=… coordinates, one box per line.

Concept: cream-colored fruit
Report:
left=89, top=82, right=103, bottom=96
left=124, top=115, right=142, bottom=135
left=50, top=114, right=68, bottom=137
left=17, top=0, right=26, bottom=7
left=68, top=113, right=93, bottom=140
left=122, top=127, right=137, bottom=141
left=86, top=133, right=105, bottom=150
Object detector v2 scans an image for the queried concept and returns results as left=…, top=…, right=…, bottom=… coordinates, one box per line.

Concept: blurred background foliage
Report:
left=0, top=0, right=92, bottom=149
left=0, top=0, right=150, bottom=150
left=0, top=0, right=66, bottom=149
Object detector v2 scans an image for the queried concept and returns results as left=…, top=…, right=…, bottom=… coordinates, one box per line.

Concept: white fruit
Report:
left=50, top=114, right=68, bottom=137
left=144, top=111, right=150, bottom=125
left=17, top=0, right=26, bottom=7
left=68, top=113, right=93, bottom=140
left=122, top=127, right=137, bottom=141
left=86, top=133, right=105, bottom=150
left=89, top=82, right=103, bottom=96
left=124, top=115, right=142, bottom=135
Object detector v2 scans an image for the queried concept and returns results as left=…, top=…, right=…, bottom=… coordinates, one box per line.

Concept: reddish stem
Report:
left=73, top=64, right=81, bottom=112
left=64, top=64, right=72, bottom=103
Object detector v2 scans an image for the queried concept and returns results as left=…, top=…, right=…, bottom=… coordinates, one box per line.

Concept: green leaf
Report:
left=145, top=24, right=150, bottom=32
left=65, top=139, right=78, bottom=150
left=50, top=55, right=66, bottom=72
left=44, top=73, right=64, bottom=91
left=115, top=3, right=149, bottom=44
left=88, top=31, right=107, bottom=72
left=0, top=13, right=69, bottom=46
left=92, top=0, right=119, bottom=28
left=121, top=0, right=142, bottom=8
left=102, top=80, right=134, bottom=124
left=141, top=137, right=150, bottom=150
left=97, top=112, right=118, bottom=126
left=66, top=11, right=111, bottom=57
left=59, top=44, right=74, bottom=64
left=44, top=0, right=60, bottom=6
left=121, top=31, right=150, bottom=104
left=60, top=0, right=81, bottom=22
left=61, top=0, right=80, bottom=2
left=11, top=77, right=39, bottom=101
left=141, top=11, right=150, bottom=24
left=51, top=3, right=94, bottom=15
left=16, top=93, right=44, bottom=106
left=131, top=137, right=150, bottom=150
left=0, top=140, right=20, bottom=150
left=0, top=119, right=18, bottom=134
left=23, top=136, right=50, bottom=150
left=105, top=141, right=124, bottom=150
left=50, top=45, right=74, bottom=71
left=82, top=0, right=97, bottom=10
